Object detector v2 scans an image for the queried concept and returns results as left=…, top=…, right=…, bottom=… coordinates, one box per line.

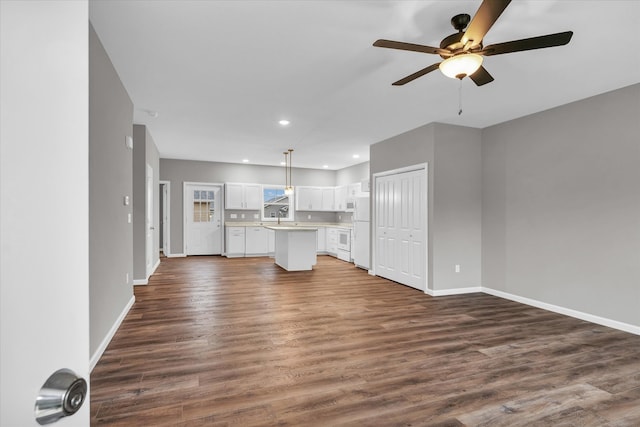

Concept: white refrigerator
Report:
left=353, top=195, right=370, bottom=270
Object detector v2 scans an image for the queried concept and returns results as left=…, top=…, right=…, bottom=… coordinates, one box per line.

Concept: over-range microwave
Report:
left=345, top=199, right=355, bottom=211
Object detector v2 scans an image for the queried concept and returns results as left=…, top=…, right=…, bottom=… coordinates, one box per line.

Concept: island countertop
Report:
left=264, top=226, right=318, bottom=231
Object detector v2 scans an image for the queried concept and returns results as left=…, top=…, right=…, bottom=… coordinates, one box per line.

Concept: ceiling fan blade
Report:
left=469, top=66, right=494, bottom=86
left=392, top=63, right=441, bottom=86
left=462, top=0, right=511, bottom=47
left=481, top=31, right=573, bottom=56
left=373, top=39, right=447, bottom=56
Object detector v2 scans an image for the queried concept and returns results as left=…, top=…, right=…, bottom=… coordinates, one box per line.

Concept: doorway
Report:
left=373, top=165, right=428, bottom=291
left=184, top=182, right=223, bottom=255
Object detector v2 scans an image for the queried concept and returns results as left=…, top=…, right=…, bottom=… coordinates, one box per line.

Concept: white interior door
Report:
left=161, top=182, right=169, bottom=255
left=1, top=2, right=90, bottom=425
left=146, top=164, right=154, bottom=275
left=375, top=168, right=427, bottom=291
left=185, top=184, right=222, bottom=255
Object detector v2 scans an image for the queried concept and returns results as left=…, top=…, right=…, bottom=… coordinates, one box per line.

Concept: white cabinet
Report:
left=321, top=187, right=335, bottom=211
left=335, top=186, right=347, bottom=211
left=245, top=226, right=268, bottom=256
left=225, top=227, right=245, bottom=257
left=347, top=182, right=362, bottom=197
left=296, top=186, right=335, bottom=211
left=296, top=186, right=322, bottom=211
left=326, top=227, right=337, bottom=255
left=316, top=227, right=326, bottom=252
left=225, top=183, right=262, bottom=210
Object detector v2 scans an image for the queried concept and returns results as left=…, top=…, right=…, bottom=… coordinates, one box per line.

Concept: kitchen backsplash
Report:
left=225, top=210, right=346, bottom=223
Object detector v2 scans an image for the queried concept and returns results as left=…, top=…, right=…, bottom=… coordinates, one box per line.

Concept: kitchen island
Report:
left=265, top=226, right=318, bottom=271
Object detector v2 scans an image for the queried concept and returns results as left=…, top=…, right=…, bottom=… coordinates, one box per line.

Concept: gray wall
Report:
left=432, top=125, right=482, bottom=290
left=160, top=159, right=337, bottom=254
left=132, top=124, right=160, bottom=280
left=89, top=24, right=134, bottom=357
left=336, top=161, right=369, bottom=186
left=482, top=83, right=640, bottom=326
left=370, top=123, right=483, bottom=292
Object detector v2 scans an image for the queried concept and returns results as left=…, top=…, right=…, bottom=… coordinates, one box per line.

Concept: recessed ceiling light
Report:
left=279, top=119, right=290, bottom=126
left=242, top=159, right=249, bottom=163
left=352, top=154, right=360, bottom=159
left=323, top=165, right=329, bottom=169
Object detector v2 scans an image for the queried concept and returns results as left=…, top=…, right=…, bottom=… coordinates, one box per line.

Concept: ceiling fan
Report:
left=373, top=0, right=573, bottom=86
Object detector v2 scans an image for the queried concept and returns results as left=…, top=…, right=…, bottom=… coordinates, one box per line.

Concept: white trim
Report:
left=90, top=295, right=135, bottom=372
left=482, top=287, right=640, bottom=336
left=133, top=258, right=161, bottom=286
left=425, top=286, right=482, bottom=297
left=166, top=253, right=186, bottom=258
left=159, top=180, right=171, bottom=257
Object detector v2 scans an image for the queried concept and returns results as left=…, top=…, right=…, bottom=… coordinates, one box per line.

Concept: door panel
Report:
left=146, top=164, right=154, bottom=275
left=375, top=168, right=426, bottom=290
left=186, top=185, right=222, bottom=255
left=1, top=2, right=90, bottom=425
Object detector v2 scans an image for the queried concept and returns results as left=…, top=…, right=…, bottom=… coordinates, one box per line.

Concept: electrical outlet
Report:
left=126, top=273, right=129, bottom=283
left=338, top=215, right=342, bottom=220
left=241, top=214, right=245, bottom=219
left=455, top=264, right=461, bottom=273
left=307, top=214, right=311, bottom=220
left=254, top=214, right=259, bottom=219
left=127, top=213, right=132, bottom=223
left=230, top=213, right=237, bottom=219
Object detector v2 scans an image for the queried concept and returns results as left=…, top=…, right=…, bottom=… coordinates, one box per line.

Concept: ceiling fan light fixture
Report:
left=439, top=54, right=483, bottom=79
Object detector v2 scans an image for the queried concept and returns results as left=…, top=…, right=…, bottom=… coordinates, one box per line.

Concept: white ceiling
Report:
left=89, top=0, right=640, bottom=170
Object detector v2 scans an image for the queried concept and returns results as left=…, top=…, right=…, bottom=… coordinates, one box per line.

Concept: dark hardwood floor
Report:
left=91, top=255, right=640, bottom=426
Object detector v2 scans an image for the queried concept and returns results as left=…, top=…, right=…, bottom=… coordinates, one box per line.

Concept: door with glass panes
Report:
left=185, top=184, right=222, bottom=255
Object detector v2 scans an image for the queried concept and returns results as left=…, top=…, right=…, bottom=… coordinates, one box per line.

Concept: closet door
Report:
left=376, top=175, right=397, bottom=280
left=375, top=168, right=426, bottom=291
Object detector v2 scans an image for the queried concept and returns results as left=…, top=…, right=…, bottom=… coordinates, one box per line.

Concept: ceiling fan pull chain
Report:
left=458, top=78, right=463, bottom=115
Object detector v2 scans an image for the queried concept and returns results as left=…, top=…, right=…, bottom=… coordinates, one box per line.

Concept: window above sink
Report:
left=262, top=185, right=294, bottom=222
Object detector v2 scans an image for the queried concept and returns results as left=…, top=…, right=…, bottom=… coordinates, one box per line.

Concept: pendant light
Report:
left=283, top=149, right=294, bottom=195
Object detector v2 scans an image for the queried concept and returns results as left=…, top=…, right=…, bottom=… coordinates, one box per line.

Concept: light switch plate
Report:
left=125, top=136, right=133, bottom=149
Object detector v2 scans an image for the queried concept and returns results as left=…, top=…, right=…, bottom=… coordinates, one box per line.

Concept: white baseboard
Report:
left=90, top=295, right=135, bottom=371
left=166, top=253, right=186, bottom=258
left=425, top=286, right=482, bottom=297
left=133, top=258, right=162, bottom=286
left=482, top=287, right=640, bottom=336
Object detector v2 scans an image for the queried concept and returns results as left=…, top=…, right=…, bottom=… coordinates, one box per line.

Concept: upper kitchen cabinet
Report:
left=347, top=182, right=362, bottom=197
left=225, top=183, right=262, bottom=210
left=296, top=186, right=335, bottom=211
left=335, top=186, right=347, bottom=211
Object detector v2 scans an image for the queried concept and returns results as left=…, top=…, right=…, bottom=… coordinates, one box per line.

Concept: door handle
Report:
left=35, top=369, right=87, bottom=425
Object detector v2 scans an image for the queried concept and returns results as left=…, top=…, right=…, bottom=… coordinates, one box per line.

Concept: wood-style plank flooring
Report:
left=91, top=255, right=640, bottom=426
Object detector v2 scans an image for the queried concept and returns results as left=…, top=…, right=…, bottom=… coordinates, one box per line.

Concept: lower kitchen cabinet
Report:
left=245, top=226, right=268, bottom=256
left=326, top=228, right=337, bottom=255
left=226, top=227, right=245, bottom=257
